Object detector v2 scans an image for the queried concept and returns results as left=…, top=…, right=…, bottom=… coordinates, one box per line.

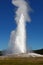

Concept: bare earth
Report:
left=0, top=56, right=43, bottom=65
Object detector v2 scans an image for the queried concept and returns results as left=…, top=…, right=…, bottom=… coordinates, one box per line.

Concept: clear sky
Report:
left=0, top=0, right=43, bottom=50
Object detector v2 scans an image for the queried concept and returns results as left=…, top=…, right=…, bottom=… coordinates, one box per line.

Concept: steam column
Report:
left=14, top=14, right=26, bottom=53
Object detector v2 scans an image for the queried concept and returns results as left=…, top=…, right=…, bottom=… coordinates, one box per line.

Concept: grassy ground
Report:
left=0, top=57, right=43, bottom=65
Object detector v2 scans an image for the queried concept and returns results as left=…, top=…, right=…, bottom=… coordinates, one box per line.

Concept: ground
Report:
left=0, top=57, right=43, bottom=65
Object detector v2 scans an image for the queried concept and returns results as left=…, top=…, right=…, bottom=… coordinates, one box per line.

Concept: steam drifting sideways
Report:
left=7, top=0, right=31, bottom=54
left=12, top=0, right=31, bottom=23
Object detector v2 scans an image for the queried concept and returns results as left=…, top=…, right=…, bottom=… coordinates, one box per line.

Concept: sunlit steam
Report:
left=8, top=0, right=31, bottom=54
left=12, top=0, right=31, bottom=23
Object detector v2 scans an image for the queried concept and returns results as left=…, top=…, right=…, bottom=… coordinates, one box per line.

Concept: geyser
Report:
left=8, top=0, right=31, bottom=54
left=3, top=0, right=43, bottom=57
left=9, top=14, right=26, bottom=54
left=14, top=14, right=26, bottom=53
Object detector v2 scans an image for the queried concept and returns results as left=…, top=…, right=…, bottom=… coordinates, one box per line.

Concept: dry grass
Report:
left=0, top=57, right=43, bottom=65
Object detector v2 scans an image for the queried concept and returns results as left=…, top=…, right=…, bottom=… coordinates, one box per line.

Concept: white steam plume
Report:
left=7, top=0, right=31, bottom=54
left=12, top=0, right=31, bottom=23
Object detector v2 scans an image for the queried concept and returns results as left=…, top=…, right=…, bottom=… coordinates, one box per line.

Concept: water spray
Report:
left=8, top=0, right=31, bottom=54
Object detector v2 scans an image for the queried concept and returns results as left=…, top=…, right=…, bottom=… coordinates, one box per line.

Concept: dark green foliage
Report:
left=33, top=49, right=43, bottom=55
left=0, top=51, right=3, bottom=56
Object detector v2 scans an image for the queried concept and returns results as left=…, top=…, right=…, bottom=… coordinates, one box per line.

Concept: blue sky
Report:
left=0, top=0, right=43, bottom=50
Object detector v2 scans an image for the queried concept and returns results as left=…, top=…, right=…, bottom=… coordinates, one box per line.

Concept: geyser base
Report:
left=4, top=52, right=43, bottom=58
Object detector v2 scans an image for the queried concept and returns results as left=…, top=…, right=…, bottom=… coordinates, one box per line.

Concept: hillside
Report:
left=0, top=51, right=3, bottom=56
left=33, top=49, right=43, bottom=55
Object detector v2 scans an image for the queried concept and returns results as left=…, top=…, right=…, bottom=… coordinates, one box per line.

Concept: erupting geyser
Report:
left=9, top=14, right=26, bottom=54
left=8, top=0, right=31, bottom=54
left=14, top=14, right=26, bottom=53
left=2, top=0, right=43, bottom=57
